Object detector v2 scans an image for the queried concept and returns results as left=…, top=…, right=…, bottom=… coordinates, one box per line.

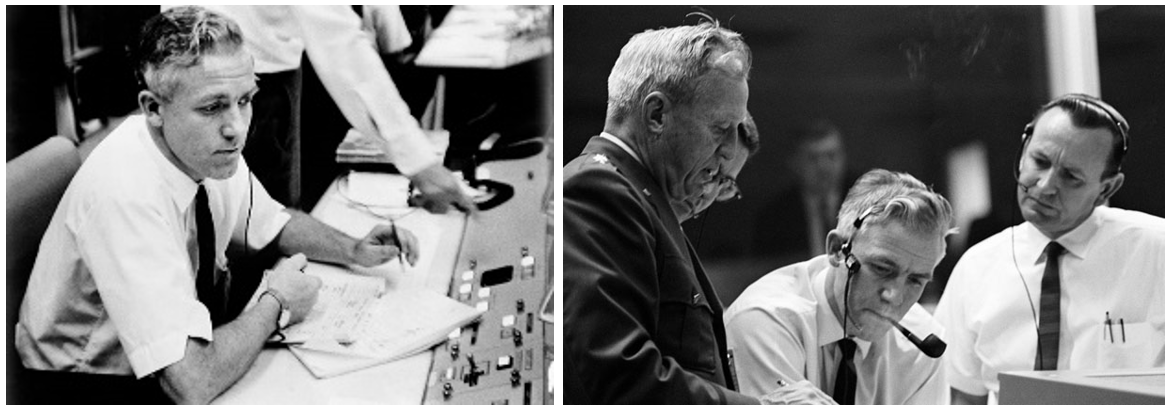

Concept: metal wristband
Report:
left=259, top=289, right=288, bottom=342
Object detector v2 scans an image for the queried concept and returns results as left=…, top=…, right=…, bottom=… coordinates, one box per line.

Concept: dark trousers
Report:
left=244, top=69, right=303, bottom=209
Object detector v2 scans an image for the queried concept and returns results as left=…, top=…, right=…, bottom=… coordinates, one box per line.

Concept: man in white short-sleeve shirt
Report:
left=15, top=7, right=420, bottom=404
left=935, top=94, right=1165, bottom=404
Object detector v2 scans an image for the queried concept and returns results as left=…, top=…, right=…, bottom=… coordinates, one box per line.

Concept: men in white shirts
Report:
left=935, top=94, right=1164, bottom=404
left=726, top=169, right=954, bottom=405
left=15, top=8, right=418, bottom=404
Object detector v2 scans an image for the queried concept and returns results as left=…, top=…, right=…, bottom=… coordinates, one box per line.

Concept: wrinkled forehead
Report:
left=693, top=72, right=748, bottom=120
left=855, top=221, right=946, bottom=269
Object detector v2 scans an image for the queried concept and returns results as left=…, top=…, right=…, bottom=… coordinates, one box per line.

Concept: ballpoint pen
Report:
left=1120, top=318, right=1126, bottom=343
left=390, top=222, right=406, bottom=270
left=1106, top=312, right=1114, bottom=343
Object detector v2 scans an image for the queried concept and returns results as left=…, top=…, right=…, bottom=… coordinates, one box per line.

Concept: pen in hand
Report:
left=390, top=222, right=406, bottom=270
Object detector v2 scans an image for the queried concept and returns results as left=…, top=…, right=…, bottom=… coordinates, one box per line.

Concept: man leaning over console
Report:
left=726, top=169, right=955, bottom=405
left=14, top=7, right=419, bottom=404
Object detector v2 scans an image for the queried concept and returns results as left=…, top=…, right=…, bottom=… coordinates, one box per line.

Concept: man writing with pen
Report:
left=725, top=169, right=955, bottom=404
left=14, top=7, right=421, bottom=404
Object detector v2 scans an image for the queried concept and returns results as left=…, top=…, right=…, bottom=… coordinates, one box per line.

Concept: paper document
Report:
left=289, top=286, right=481, bottom=379
left=249, top=261, right=481, bottom=379
left=279, top=264, right=386, bottom=344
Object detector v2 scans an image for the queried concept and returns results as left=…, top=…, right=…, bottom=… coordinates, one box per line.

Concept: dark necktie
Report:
left=833, top=338, right=857, bottom=405
left=1034, top=241, right=1064, bottom=370
left=195, top=185, right=228, bottom=327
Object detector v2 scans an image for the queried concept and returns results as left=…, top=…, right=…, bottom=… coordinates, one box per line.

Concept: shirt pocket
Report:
left=1096, top=321, right=1159, bottom=369
left=658, top=285, right=718, bottom=376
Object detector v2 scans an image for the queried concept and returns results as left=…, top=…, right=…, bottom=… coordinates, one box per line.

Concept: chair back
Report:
left=6, top=135, right=81, bottom=404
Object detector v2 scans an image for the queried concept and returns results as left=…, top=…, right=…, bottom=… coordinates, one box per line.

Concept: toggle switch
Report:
left=497, top=355, right=514, bottom=370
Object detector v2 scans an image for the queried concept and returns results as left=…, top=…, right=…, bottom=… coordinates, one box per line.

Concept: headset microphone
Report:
left=842, top=208, right=948, bottom=358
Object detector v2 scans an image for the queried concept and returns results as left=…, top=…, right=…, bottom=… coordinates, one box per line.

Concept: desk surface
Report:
left=214, top=174, right=466, bottom=404
left=999, top=367, right=1164, bottom=405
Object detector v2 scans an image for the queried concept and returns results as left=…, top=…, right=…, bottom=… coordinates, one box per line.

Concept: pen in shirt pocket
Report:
left=1104, top=312, right=1114, bottom=343
left=1103, top=312, right=1128, bottom=343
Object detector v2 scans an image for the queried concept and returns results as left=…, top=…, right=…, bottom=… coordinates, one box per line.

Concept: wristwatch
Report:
left=260, top=289, right=291, bottom=339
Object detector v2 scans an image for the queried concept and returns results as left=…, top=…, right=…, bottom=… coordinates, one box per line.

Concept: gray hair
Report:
left=836, top=169, right=956, bottom=241
left=605, top=16, right=752, bottom=124
left=133, top=6, right=245, bottom=101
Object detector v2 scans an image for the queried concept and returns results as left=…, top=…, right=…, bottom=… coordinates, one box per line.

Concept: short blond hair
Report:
left=133, top=6, right=244, bottom=101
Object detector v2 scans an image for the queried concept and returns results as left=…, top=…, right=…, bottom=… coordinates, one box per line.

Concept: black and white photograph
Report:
left=5, top=3, right=1166, bottom=407
left=562, top=5, right=1163, bottom=405
left=7, top=5, right=553, bottom=404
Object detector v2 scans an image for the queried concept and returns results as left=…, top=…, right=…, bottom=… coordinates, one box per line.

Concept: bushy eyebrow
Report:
left=197, top=86, right=259, bottom=103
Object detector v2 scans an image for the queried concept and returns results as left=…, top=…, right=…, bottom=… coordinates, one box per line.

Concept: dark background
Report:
left=563, top=5, right=1164, bottom=306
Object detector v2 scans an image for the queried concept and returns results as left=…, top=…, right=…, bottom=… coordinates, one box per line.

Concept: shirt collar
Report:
left=1019, top=206, right=1103, bottom=262
left=137, top=115, right=201, bottom=212
left=599, top=132, right=643, bottom=166
left=813, top=266, right=873, bottom=357
left=1051, top=206, right=1103, bottom=260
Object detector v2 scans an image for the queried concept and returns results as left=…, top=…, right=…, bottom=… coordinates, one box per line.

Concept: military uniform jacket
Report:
left=563, top=136, right=756, bottom=404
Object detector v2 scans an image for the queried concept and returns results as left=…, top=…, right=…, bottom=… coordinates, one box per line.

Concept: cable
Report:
left=1010, top=184, right=1043, bottom=362
left=245, top=173, right=252, bottom=255
left=843, top=260, right=856, bottom=340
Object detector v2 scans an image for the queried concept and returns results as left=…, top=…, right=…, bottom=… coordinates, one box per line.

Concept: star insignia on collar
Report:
left=591, top=154, right=610, bottom=164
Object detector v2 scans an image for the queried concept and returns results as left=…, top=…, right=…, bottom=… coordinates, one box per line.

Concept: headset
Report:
left=1011, top=94, right=1129, bottom=365
left=839, top=207, right=946, bottom=358
left=1015, top=93, right=1130, bottom=181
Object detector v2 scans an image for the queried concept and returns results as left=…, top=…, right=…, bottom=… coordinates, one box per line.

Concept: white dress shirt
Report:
left=15, top=115, right=290, bottom=378
left=935, top=206, right=1165, bottom=403
left=198, top=5, right=439, bottom=176
left=725, top=255, right=947, bottom=404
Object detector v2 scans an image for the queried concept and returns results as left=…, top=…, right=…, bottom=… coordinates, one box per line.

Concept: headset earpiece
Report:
left=846, top=255, right=861, bottom=275
left=840, top=212, right=868, bottom=277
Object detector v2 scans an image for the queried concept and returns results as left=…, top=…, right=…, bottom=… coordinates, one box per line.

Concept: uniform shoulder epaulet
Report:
left=582, top=153, right=620, bottom=174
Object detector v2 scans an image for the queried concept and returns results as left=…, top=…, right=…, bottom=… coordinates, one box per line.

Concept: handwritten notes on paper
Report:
left=279, top=262, right=482, bottom=379
left=280, top=265, right=385, bottom=344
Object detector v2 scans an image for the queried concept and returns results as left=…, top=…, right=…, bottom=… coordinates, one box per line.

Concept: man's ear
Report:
left=1095, top=172, right=1125, bottom=206
left=642, top=91, right=669, bottom=136
left=138, top=90, right=165, bottom=128
left=825, top=229, right=846, bottom=267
